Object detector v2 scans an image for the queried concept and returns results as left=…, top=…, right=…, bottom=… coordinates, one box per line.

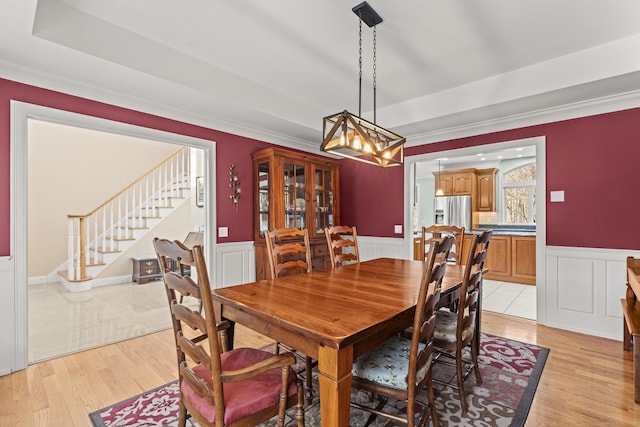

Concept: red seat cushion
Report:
left=181, top=347, right=298, bottom=425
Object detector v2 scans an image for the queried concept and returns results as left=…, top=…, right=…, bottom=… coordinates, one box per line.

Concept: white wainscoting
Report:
left=545, top=246, right=640, bottom=341
left=357, top=236, right=407, bottom=261
left=211, top=238, right=407, bottom=289
left=0, top=256, right=14, bottom=376
left=214, top=242, right=256, bottom=288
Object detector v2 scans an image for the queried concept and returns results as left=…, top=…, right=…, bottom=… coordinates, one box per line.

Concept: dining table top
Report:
left=211, top=257, right=466, bottom=356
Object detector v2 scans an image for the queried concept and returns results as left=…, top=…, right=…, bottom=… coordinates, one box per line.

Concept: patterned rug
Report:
left=90, top=333, right=548, bottom=427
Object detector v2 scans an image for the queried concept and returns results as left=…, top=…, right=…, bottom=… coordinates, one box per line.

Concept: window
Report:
left=503, top=163, right=536, bottom=224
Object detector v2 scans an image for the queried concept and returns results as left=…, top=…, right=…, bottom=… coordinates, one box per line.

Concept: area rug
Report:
left=89, top=333, right=548, bottom=427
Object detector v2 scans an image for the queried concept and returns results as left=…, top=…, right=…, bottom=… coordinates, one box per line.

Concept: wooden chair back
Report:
left=456, top=230, right=492, bottom=346
left=350, top=235, right=453, bottom=427
left=265, top=228, right=312, bottom=279
left=409, top=234, right=454, bottom=380
left=154, top=238, right=304, bottom=427
left=324, top=225, right=360, bottom=269
left=421, top=225, right=465, bottom=265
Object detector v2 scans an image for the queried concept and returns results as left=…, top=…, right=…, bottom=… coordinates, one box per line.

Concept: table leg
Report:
left=634, top=336, right=640, bottom=403
left=213, top=302, right=235, bottom=350
left=624, top=318, right=632, bottom=352
left=317, top=345, right=354, bottom=426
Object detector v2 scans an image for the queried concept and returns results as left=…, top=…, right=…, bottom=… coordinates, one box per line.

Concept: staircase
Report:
left=57, top=147, right=192, bottom=291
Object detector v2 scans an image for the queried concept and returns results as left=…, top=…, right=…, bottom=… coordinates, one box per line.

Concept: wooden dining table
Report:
left=211, top=257, right=474, bottom=426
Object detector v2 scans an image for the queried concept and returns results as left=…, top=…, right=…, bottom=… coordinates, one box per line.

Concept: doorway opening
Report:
left=12, top=101, right=216, bottom=369
left=405, top=136, right=546, bottom=323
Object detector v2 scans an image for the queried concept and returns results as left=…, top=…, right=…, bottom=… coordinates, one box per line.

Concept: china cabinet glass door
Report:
left=314, top=167, right=334, bottom=234
left=283, top=161, right=306, bottom=229
left=257, top=161, right=270, bottom=238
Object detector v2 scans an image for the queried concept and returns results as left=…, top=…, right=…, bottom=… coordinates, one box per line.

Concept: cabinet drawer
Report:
left=313, top=242, right=329, bottom=257
left=140, top=259, right=160, bottom=274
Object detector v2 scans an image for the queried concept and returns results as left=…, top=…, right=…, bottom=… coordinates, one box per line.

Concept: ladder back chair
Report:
left=350, top=235, right=454, bottom=427
left=324, top=225, right=360, bottom=269
left=265, top=228, right=312, bottom=279
left=432, top=230, right=492, bottom=413
left=421, top=225, right=465, bottom=265
left=264, top=227, right=315, bottom=404
left=153, top=238, right=305, bottom=427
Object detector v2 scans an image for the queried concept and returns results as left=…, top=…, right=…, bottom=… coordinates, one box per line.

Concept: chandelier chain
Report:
left=373, top=26, right=377, bottom=89
left=358, top=17, right=363, bottom=117
left=373, top=25, right=377, bottom=123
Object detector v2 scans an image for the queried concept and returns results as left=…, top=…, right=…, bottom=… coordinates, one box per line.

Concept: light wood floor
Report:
left=2, top=312, right=640, bottom=426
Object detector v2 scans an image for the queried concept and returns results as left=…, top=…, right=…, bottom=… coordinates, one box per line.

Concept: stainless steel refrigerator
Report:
left=434, top=195, right=472, bottom=229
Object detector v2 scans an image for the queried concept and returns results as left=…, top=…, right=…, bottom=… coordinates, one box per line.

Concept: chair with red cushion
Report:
left=154, top=238, right=305, bottom=427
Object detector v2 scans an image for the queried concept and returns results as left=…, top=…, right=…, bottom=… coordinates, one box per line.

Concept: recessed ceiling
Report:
left=2, top=0, right=640, bottom=152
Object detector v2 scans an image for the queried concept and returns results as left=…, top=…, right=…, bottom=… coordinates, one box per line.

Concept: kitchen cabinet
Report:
left=434, top=169, right=476, bottom=196
left=484, top=235, right=512, bottom=280
left=511, top=236, right=536, bottom=284
left=476, top=168, right=497, bottom=212
left=252, top=147, right=340, bottom=280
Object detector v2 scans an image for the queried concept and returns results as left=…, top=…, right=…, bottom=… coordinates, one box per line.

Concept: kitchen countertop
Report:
left=473, top=225, right=536, bottom=237
left=413, top=226, right=536, bottom=238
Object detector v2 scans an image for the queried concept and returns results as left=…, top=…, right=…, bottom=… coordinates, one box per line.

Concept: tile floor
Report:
left=482, top=280, right=536, bottom=320
left=27, top=278, right=537, bottom=363
left=28, top=279, right=198, bottom=363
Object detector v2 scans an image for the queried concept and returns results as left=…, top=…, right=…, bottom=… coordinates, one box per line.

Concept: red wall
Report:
left=0, top=78, right=270, bottom=255
left=341, top=107, right=640, bottom=249
left=3, top=77, right=640, bottom=254
left=340, top=161, right=404, bottom=238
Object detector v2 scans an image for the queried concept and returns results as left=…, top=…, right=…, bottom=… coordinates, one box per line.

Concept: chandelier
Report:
left=321, top=1, right=405, bottom=167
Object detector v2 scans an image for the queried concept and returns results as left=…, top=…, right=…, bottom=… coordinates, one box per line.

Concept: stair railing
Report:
left=65, top=147, right=190, bottom=281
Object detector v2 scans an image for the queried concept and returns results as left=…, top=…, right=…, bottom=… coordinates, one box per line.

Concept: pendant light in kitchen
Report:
left=436, top=160, right=444, bottom=196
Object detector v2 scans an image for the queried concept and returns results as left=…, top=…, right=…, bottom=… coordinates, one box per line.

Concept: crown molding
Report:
left=0, top=59, right=320, bottom=153
left=405, top=88, right=640, bottom=147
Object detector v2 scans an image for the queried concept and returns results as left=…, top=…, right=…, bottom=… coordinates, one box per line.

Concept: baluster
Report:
left=145, top=177, right=150, bottom=218
left=161, top=165, right=166, bottom=207
left=102, top=206, right=107, bottom=252
left=138, top=181, right=142, bottom=227
left=93, top=213, right=98, bottom=265
left=164, top=163, right=168, bottom=206
left=170, top=157, right=175, bottom=198
left=109, top=202, right=114, bottom=251
left=124, top=188, right=129, bottom=237
left=117, top=196, right=122, bottom=240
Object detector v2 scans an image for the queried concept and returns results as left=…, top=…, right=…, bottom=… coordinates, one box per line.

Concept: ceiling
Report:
left=2, top=1, right=640, bottom=154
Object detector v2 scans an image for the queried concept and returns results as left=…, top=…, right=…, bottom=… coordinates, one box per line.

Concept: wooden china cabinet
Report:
left=252, top=147, right=340, bottom=280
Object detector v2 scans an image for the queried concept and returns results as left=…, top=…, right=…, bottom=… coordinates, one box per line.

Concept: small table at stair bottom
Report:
left=132, top=256, right=161, bottom=284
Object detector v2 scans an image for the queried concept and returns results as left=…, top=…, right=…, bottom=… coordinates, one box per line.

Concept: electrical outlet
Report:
left=218, top=227, right=229, bottom=238
left=394, top=225, right=402, bottom=234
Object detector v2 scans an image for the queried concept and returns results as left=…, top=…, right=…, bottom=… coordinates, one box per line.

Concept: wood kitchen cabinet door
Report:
left=476, top=168, right=497, bottom=212
left=512, top=236, right=536, bottom=285
left=484, top=235, right=511, bottom=281
left=452, top=173, right=474, bottom=195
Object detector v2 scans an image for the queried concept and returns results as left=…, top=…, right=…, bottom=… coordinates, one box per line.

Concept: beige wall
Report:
left=27, top=119, right=187, bottom=277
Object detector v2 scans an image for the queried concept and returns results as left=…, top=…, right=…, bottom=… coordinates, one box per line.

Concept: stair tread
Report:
left=90, top=248, right=122, bottom=254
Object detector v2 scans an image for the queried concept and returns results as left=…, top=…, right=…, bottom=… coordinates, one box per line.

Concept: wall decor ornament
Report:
left=229, top=164, right=240, bottom=210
